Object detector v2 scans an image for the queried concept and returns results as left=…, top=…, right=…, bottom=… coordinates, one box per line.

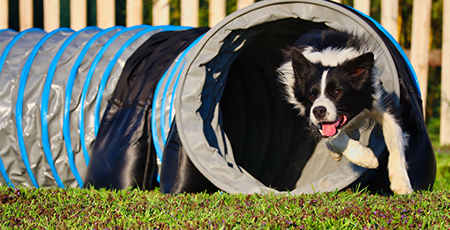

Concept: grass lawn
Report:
left=1, top=147, right=448, bottom=229
left=1, top=134, right=449, bottom=229
left=434, top=145, right=450, bottom=190
left=1, top=186, right=449, bottom=229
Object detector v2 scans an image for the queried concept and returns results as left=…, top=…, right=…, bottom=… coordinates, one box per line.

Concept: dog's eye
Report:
left=333, top=90, right=341, bottom=95
left=309, top=94, right=316, bottom=100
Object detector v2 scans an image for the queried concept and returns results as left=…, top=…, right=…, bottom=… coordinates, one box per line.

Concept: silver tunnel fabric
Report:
left=0, top=25, right=178, bottom=188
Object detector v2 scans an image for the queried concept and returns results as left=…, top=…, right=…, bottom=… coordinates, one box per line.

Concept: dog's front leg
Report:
left=326, top=132, right=379, bottom=169
left=379, top=113, right=413, bottom=194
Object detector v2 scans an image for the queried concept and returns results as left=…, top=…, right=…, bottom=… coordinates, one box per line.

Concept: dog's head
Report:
left=289, top=47, right=375, bottom=138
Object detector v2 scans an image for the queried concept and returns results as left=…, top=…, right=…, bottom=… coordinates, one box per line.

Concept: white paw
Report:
left=329, top=150, right=343, bottom=162
left=325, top=132, right=378, bottom=168
left=343, top=146, right=379, bottom=169
left=390, top=174, right=413, bottom=194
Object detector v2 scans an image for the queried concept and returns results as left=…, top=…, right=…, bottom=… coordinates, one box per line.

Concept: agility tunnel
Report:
left=0, top=0, right=436, bottom=194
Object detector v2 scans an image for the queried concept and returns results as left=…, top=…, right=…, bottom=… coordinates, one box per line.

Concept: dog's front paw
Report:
left=390, top=174, right=413, bottom=194
left=325, top=132, right=378, bottom=168
left=328, top=150, right=343, bottom=162
left=343, top=146, right=379, bottom=169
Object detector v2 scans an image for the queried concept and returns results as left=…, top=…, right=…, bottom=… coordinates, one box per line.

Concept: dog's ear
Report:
left=344, top=52, right=374, bottom=78
left=291, top=47, right=312, bottom=80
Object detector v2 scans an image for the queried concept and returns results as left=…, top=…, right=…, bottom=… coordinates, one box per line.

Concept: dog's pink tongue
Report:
left=321, top=115, right=347, bottom=137
left=322, top=123, right=338, bottom=137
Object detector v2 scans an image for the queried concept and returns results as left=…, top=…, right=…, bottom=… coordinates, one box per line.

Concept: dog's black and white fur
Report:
left=278, top=29, right=412, bottom=194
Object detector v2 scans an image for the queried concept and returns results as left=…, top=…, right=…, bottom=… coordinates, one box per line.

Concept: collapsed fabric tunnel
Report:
left=0, top=0, right=436, bottom=194
left=0, top=25, right=191, bottom=188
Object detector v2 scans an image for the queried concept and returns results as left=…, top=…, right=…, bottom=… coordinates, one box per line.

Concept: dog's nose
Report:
left=313, top=106, right=327, bottom=119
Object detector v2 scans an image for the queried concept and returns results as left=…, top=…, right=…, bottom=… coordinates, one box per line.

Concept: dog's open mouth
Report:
left=318, top=115, right=348, bottom=138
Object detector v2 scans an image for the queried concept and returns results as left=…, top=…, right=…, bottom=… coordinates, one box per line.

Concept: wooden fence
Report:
left=0, top=0, right=449, bottom=146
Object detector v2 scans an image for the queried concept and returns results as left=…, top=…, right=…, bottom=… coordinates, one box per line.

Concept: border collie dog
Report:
left=278, top=29, right=412, bottom=194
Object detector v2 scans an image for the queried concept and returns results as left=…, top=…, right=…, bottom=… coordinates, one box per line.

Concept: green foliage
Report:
left=427, top=68, right=443, bottom=125
left=341, top=0, right=354, bottom=6
left=428, top=117, right=441, bottom=146
left=370, top=0, right=381, bottom=22
left=431, top=0, right=444, bottom=49
left=435, top=149, right=450, bottom=190
left=425, top=0, right=444, bottom=122
left=142, top=0, right=152, bottom=26
left=199, top=0, right=210, bottom=27
left=398, top=0, right=413, bottom=48
left=142, top=0, right=237, bottom=26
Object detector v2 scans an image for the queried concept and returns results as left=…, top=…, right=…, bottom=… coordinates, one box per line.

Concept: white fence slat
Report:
left=381, top=0, right=398, bottom=40
left=353, top=0, right=371, bottom=16
left=97, top=0, right=115, bottom=28
left=410, top=0, right=432, bottom=116
left=126, top=0, right=143, bottom=27
left=441, top=0, right=450, bottom=146
left=44, top=0, right=60, bottom=31
left=237, top=0, right=254, bottom=10
left=181, top=0, right=198, bottom=27
left=209, top=0, right=226, bottom=26
left=70, top=0, right=87, bottom=30
left=0, top=0, right=8, bottom=29
left=153, top=0, right=170, bottom=25
left=19, top=0, right=33, bottom=31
